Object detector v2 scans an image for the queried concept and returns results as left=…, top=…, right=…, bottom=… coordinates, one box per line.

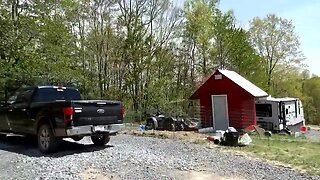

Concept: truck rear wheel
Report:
left=91, top=134, right=110, bottom=146
left=37, top=124, right=60, bottom=153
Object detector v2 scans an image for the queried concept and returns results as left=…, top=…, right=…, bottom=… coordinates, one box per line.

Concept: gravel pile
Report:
left=0, top=134, right=319, bottom=180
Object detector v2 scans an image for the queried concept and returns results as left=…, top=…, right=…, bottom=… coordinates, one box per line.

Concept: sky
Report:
left=218, top=0, right=320, bottom=76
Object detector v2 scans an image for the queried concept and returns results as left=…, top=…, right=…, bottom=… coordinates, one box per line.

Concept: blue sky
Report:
left=218, top=0, right=320, bottom=76
left=174, top=0, right=320, bottom=75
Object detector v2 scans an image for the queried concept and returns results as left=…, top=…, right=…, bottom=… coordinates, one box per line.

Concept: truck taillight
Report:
left=122, top=106, right=125, bottom=118
left=63, top=107, right=74, bottom=122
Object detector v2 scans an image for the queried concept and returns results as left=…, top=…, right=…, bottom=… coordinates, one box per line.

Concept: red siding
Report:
left=198, top=71, right=256, bottom=129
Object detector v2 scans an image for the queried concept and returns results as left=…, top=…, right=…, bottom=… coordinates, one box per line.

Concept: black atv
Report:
left=144, top=111, right=197, bottom=131
left=144, top=111, right=181, bottom=131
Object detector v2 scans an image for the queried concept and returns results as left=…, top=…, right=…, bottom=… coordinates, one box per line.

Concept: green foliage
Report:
left=302, top=77, right=320, bottom=124
left=243, top=135, right=320, bottom=175
left=0, top=0, right=319, bottom=125
left=249, top=14, right=304, bottom=93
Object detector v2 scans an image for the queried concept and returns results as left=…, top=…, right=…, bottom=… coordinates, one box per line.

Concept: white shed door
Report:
left=212, top=95, right=229, bottom=131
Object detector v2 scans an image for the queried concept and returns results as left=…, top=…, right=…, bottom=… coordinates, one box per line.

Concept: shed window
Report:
left=256, top=104, right=272, bottom=117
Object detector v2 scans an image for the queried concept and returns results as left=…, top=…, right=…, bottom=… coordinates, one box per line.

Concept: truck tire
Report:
left=91, top=134, right=110, bottom=146
left=145, top=120, right=155, bottom=130
left=37, top=124, right=60, bottom=153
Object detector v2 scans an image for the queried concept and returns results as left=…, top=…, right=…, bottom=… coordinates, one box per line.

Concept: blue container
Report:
left=138, top=125, right=145, bottom=131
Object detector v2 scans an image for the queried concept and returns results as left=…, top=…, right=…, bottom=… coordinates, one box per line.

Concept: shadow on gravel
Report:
left=0, top=135, right=113, bottom=158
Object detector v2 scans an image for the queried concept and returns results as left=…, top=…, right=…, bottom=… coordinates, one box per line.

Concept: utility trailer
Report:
left=255, top=96, right=305, bottom=132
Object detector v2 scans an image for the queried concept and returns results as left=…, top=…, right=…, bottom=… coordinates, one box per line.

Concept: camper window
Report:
left=256, top=104, right=272, bottom=117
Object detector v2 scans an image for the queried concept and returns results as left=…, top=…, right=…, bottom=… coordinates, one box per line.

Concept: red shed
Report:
left=190, top=69, right=268, bottom=130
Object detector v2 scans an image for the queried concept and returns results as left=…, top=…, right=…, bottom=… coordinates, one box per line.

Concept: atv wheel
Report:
left=145, top=121, right=155, bottom=130
left=170, top=123, right=176, bottom=131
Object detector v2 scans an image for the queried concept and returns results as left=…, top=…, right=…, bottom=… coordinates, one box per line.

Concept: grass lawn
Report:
left=121, top=129, right=320, bottom=176
left=238, top=134, right=320, bottom=175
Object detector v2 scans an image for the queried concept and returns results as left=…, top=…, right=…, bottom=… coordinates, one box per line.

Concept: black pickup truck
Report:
left=0, top=86, right=124, bottom=153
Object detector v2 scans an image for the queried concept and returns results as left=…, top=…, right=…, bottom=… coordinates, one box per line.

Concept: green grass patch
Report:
left=238, top=134, right=320, bottom=175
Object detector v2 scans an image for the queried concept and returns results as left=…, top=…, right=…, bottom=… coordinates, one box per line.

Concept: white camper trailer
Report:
left=255, top=96, right=305, bottom=132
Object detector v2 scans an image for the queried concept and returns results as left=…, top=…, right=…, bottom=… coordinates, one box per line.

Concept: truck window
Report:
left=15, top=89, right=34, bottom=103
left=8, top=93, right=18, bottom=102
left=33, top=88, right=81, bottom=102
left=256, top=104, right=272, bottom=117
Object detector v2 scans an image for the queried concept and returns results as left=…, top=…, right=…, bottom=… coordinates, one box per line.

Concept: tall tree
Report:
left=0, top=0, right=317, bottom=124
left=184, top=0, right=215, bottom=76
left=248, top=14, right=304, bottom=93
left=303, top=76, right=320, bottom=125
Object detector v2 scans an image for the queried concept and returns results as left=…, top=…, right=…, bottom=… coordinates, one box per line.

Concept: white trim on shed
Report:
left=218, top=69, right=268, bottom=98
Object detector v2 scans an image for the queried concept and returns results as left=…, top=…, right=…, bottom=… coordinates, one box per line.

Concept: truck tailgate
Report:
left=72, top=100, right=123, bottom=126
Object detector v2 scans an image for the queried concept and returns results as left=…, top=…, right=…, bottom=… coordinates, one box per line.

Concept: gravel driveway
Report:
left=0, top=134, right=319, bottom=180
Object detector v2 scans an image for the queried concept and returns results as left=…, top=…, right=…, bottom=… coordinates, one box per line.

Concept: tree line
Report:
left=1, top=0, right=320, bottom=124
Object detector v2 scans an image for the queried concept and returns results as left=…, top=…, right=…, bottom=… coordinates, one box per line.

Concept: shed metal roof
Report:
left=219, top=69, right=268, bottom=98
left=190, top=69, right=269, bottom=99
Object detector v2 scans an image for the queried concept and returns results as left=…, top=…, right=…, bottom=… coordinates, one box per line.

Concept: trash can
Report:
left=223, top=131, right=239, bottom=146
